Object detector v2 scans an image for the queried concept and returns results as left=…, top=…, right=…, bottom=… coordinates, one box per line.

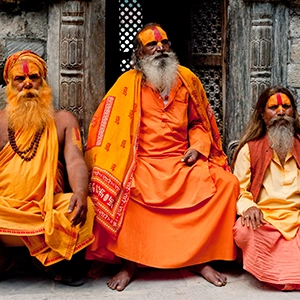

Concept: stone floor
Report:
left=1, top=248, right=300, bottom=300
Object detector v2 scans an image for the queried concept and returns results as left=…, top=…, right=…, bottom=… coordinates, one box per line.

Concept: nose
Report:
left=277, top=105, right=285, bottom=115
left=23, top=78, right=33, bottom=89
left=156, top=41, right=164, bottom=51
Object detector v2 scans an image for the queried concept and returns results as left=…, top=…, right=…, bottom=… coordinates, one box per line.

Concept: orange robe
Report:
left=86, top=69, right=239, bottom=268
left=0, top=120, right=95, bottom=266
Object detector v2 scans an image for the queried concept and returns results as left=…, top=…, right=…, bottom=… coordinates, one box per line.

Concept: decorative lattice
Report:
left=119, top=0, right=143, bottom=72
left=192, top=66, right=223, bottom=134
left=191, top=0, right=222, bottom=54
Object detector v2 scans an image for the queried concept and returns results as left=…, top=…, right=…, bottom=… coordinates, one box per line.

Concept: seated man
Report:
left=232, top=86, right=300, bottom=291
left=0, top=50, right=95, bottom=286
left=85, top=23, right=239, bottom=291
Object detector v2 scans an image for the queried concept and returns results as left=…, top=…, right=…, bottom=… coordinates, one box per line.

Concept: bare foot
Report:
left=107, top=260, right=137, bottom=291
left=190, top=263, right=227, bottom=287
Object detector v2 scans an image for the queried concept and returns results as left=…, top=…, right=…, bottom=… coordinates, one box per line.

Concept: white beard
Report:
left=267, top=115, right=295, bottom=164
left=139, top=51, right=179, bottom=93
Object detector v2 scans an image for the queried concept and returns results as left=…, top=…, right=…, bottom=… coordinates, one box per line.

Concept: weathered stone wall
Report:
left=0, top=3, right=48, bottom=109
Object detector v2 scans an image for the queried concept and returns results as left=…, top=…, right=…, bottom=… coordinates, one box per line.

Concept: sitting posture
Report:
left=85, top=23, right=239, bottom=291
left=233, top=86, right=300, bottom=291
left=0, top=50, right=95, bottom=285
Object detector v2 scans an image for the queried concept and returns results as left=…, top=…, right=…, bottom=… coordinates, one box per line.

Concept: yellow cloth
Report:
left=0, top=120, right=95, bottom=266
left=234, top=143, right=300, bottom=240
left=85, top=66, right=230, bottom=238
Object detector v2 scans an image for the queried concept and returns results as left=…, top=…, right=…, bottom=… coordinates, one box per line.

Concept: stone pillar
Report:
left=47, top=0, right=106, bottom=144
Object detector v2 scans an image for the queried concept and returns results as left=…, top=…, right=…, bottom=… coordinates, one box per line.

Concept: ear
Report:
left=137, top=49, right=144, bottom=58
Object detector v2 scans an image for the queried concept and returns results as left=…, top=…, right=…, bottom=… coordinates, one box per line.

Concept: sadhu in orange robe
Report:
left=85, top=66, right=239, bottom=268
left=0, top=120, right=95, bottom=266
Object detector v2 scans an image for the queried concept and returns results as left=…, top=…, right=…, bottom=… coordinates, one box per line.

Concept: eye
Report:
left=29, top=74, right=40, bottom=80
left=161, top=39, right=170, bottom=46
left=14, top=76, right=25, bottom=82
left=268, top=105, right=278, bottom=110
left=146, top=41, right=158, bottom=47
left=282, top=104, right=291, bottom=109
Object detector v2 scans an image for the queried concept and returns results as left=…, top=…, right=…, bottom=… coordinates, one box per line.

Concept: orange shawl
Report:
left=0, top=120, right=94, bottom=266
left=85, top=66, right=229, bottom=238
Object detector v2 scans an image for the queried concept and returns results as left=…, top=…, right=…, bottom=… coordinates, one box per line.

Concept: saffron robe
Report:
left=0, top=120, right=95, bottom=266
left=85, top=68, right=239, bottom=268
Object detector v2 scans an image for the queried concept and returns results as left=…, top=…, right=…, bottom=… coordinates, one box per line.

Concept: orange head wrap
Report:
left=138, top=25, right=168, bottom=46
left=3, top=50, right=47, bottom=84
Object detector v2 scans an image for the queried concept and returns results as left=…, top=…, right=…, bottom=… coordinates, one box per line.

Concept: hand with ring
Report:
left=241, top=206, right=265, bottom=230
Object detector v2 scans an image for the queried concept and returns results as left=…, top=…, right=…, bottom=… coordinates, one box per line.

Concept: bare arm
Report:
left=56, top=111, right=89, bottom=227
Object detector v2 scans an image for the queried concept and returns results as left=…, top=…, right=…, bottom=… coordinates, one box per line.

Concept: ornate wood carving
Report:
left=250, top=4, right=272, bottom=105
left=226, top=0, right=288, bottom=162
left=59, top=1, right=85, bottom=136
left=48, top=0, right=106, bottom=144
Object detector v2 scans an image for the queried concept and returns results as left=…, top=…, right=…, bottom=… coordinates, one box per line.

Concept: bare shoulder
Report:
left=54, top=110, right=79, bottom=130
left=0, top=110, right=7, bottom=130
left=0, top=110, right=8, bottom=150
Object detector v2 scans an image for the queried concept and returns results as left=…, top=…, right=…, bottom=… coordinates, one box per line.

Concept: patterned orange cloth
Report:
left=85, top=66, right=230, bottom=238
left=3, top=50, right=47, bottom=83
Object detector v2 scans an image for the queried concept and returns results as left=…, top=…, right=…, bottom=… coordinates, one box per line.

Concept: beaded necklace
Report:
left=8, top=127, right=44, bottom=161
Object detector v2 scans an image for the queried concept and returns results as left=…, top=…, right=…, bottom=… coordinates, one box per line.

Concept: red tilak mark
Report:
left=75, top=128, right=80, bottom=141
left=153, top=27, right=162, bottom=41
left=276, top=93, right=282, bottom=105
left=22, top=60, right=29, bottom=74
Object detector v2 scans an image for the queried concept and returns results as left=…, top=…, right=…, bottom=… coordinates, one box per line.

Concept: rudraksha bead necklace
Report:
left=8, top=127, right=44, bottom=161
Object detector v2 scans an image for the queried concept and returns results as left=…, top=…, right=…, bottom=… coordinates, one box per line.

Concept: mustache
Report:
left=267, top=115, right=294, bottom=127
left=17, top=89, right=40, bottom=100
left=154, top=53, right=169, bottom=59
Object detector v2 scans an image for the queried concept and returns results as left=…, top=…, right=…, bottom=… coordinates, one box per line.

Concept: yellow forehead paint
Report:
left=10, top=61, right=40, bottom=80
left=138, top=26, right=168, bottom=46
left=72, top=128, right=82, bottom=151
left=267, top=93, right=291, bottom=107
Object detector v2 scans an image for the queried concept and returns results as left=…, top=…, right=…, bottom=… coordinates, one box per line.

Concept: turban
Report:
left=138, top=25, right=168, bottom=46
left=3, top=50, right=47, bottom=84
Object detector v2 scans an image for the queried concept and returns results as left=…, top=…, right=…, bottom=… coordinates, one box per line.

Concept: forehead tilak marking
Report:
left=276, top=93, right=282, bottom=105
left=22, top=60, right=29, bottom=74
left=153, top=27, right=162, bottom=41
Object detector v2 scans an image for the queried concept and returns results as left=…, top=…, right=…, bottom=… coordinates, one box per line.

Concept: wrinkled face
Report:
left=10, top=60, right=42, bottom=93
left=138, top=26, right=171, bottom=57
left=262, top=93, right=294, bottom=125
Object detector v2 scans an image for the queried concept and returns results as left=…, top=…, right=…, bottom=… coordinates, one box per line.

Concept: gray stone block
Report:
left=5, top=39, right=46, bottom=60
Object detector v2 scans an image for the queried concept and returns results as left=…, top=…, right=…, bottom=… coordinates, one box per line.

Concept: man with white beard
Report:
left=232, top=86, right=300, bottom=291
left=85, top=23, right=239, bottom=291
left=0, top=50, right=95, bottom=286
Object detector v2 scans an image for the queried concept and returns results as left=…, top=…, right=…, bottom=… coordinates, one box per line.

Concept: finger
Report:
left=72, top=207, right=87, bottom=227
left=71, top=206, right=83, bottom=225
left=181, top=153, right=190, bottom=162
left=245, top=216, right=250, bottom=227
left=68, top=199, right=76, bottom=213
left=241, top=217, right=245, bottom=226
left=251, top=217, right=257, bottom=230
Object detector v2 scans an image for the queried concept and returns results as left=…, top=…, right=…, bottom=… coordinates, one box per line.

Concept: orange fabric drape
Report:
left=85, top=67, right=230, bottom=238
left=0, top=120, right=95, bottom=266
left=86, top=71, right=238, bottom=267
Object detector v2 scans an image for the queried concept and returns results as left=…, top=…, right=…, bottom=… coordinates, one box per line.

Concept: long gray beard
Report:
left=267, top=115, right=295, bottom=164
left=139, top=51, right=179, bottom=92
